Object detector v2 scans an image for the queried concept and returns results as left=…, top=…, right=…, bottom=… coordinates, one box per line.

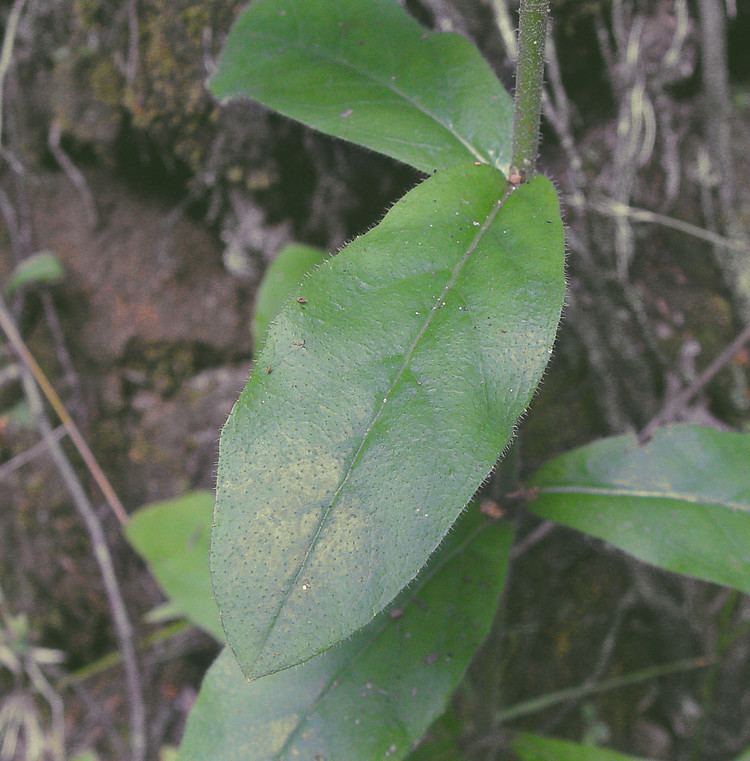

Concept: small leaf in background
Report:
left=529, top=424, right=750, bottom=592
left=125, top=492, right=222, bottom=641
left=210, top=0, right=514, bottom=174
left=512, top=734, right=653, bottom=761
left=252, top=243, right=328, bottom=350
left=180, top=508, right=512, bottom=761
left=212, top=164, right=565, bottom=678
left=5, top=251, right=64, bottom=295
left=735, top=748, right=750, bottom=761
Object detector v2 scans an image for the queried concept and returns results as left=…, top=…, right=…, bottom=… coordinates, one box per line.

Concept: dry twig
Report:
left=0, top=425, right=66, bottom=480
left=47, top=121, right=98, bottom=228
left=0, top=295, right=128, bottom=525
left=0, top=0, right=27, bottom=150
left=641, top=322, right=750, bottom=440
left=9, top=333, right=147, bottom=761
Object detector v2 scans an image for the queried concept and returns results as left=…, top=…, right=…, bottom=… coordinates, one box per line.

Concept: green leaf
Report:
left=734, top=748, right=750, bottom=761
left=5, top=251, right=64, bottom=295
left=212, top=164, right=565, bottom=678
left=529, top=424, right=750, bottom=592
left=253, top=243, right=328, bottom=350
left=180, top=508, right=512, bottom=761
left=209, top=0, right=514, bottom=174
left=512, top=734, right=653, bottom=761
left=407, top=710, right=465, bottom=761
left=125, top=492, right=222, bottom=640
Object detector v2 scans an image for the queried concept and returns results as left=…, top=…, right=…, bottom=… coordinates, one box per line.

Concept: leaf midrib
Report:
left=239, top=29, right=496, bottom=167
left=252, top=183, right=513, bottom=674
left=270, top=522, right=488, bottom=760
left=536, top=485, right=750, bottom=514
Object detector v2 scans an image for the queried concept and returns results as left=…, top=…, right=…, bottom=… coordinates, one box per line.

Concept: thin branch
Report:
left=510, top=520, right=555, bottom=559
left=18, top=361, right=146, bottom=761
left=494, top=655, right=712, bottom=725
left=56, top=620, right=191, bottom=690
left=641, top=322, right=750, bottom=440
left=41, top=292, right=89, bottom=426
left=25, top=659, right=64, bottom=761
left=0, top=0, right=27, bottom=149
left=491, top=0, right=518, bottom=60
left=0, top=425, right=66, bottom=480
left=698, top=0, right=736, bottom=228
left=0, top=294, right=128, bottom=525
left=47, top=121, right=98, bottom=228
left=568, top=195, right=750, bottom=256
left=126, top=0, right=140, bottom=85
left=540, top=589, right=637, bottom=734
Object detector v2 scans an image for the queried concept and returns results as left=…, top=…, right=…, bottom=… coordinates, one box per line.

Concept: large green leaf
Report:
left=125, top=492, right=222, bottom=640
left=735, top=748, right=750, bottom=761
left=253, top=243, right=328, bottom=350
left=209, top=0, right=514, bottom=174
left=512, top=734, right=653, bottom=761
left=181, top=508, right=511, bottom=761
left=529, top=425, right=750, bottom=592
left=212, top=164, right=565, bottom=678
left=211, top=165, right=564, bottom=677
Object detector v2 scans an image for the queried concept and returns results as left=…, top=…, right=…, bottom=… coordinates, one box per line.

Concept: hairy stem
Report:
left=510, top=0, right=550, bottom=178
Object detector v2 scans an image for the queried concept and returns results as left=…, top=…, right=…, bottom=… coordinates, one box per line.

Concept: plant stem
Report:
left=495, top=655, right=712, bottom=724
left=56, top=620, right=192, bottom=690
left=511, top=0, right=551, bottom=178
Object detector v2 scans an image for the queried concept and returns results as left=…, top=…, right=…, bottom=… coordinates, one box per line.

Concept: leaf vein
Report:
left=245, top=31, right=493, bottom=167
left=253, top=184, right=512, bottom=668
left=537, top=485, right=750, bottom=513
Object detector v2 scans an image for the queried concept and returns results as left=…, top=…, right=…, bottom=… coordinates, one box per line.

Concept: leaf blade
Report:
left=181, top=509, right=512, bottom=761
left=212, top=164, right=565, bottom=678
left=529, top=424, right=750, bottom=592
left=6, top=251, right=64, bottom=295
left=209, top=0, right=514, bottom=173
left=253, top=243, right=328, bottom=350
left=125, top=492, right=222, bottom=640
